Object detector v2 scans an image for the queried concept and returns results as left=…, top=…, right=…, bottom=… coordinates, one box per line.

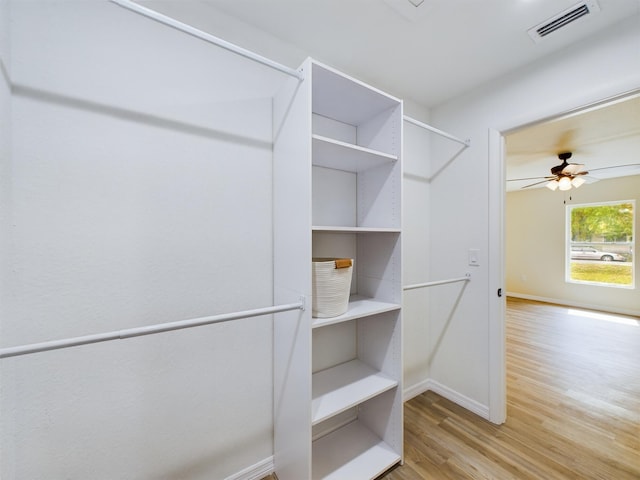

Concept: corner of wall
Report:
left=403, top=378, right=490, bottom=421
left=401, top=99, right=433, bottom=397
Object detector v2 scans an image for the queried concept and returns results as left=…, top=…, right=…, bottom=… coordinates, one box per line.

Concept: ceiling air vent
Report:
left=528, top=1, right=600, bottom=42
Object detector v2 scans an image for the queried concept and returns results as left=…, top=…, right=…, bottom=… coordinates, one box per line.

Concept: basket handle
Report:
left=334, top=259, right=353, bottom=269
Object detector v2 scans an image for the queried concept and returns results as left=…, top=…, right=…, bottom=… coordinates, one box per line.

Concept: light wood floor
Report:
left=265, top=298, right=640, bottom=479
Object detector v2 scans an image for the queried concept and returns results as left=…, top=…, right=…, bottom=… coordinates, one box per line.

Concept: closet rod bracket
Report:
left=299, top=295, right=307, bottom=311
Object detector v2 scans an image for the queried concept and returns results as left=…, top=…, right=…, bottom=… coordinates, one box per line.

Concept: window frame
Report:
left=565, top=199, right=635, bottom=289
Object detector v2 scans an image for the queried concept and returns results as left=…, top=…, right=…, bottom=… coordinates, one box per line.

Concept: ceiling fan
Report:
left=519, top=152, right=587, bottom=191
left=507, top=151, right=638, bottom=191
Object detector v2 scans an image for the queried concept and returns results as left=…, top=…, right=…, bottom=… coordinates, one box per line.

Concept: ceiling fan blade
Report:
left=587, top=163, right=640, bottom=174
left=521, top=179, right=552, bottom=189
left=507, top=176, right=554, bottom=182
left=561, top=163, right=585, bottom=175
left=583, top=175, right=600, bottom=184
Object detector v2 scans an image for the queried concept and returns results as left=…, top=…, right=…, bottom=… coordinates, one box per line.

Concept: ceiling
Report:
left=141, top=0, right=640, bottom=186
left=182, top=0, right=640, bottom=107
left=505, top=94, right=640, bottom=191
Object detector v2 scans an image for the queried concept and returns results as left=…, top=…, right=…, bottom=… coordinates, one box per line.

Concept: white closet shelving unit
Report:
left=274, top=58, right=403, bottom=480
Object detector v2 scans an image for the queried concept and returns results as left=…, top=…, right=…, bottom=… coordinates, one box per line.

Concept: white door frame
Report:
left=488, top=128, right=506, bottom=424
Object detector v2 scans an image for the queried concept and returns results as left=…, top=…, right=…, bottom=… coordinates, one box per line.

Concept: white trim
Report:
left=488, top=128, right=507, bottom=425
left=506, top=292, right=640, bottom=318
left=224, top=456, right=274, bottom=480
left=564, top=199, right=636, bottom=290
left=427, top=380, right=490, bottom=419
left=424, top=380, right=490, bottom=420
left=403, top=379, right=430, bottom=402
left=403, top=379, right=490, bottom=420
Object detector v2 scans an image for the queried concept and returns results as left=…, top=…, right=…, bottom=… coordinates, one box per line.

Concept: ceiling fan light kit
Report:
left=558, top=176, right=573, bottom=191
left=509, top=150, right=610, bottom=192
left=571, top=176, right=586, bottom=188
left=545, top=173, right=586, bottom=191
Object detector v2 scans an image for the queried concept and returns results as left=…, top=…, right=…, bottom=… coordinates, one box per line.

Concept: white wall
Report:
left=2, top=2, right=285, bottom=479
left=0, top=0, right=11, bottom=368
left=401, top=100, right=432, bottom=396
left=427, top=16, right=640, bottom=414
left=0, top=2, right=12, bottom=453
left=0, top=0, right=10, bottom=233
left=507, top=175, right=640, bottom=316
left=0, top=0, right=8, bottom=74
left=139, top=0, right=308, bottom=71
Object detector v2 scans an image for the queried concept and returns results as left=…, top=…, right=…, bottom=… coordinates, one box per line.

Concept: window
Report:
left=567, top=201, right=635, bottom=288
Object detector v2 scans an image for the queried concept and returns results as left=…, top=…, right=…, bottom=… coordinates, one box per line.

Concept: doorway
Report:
left=488, top=89, right=640, bottom=424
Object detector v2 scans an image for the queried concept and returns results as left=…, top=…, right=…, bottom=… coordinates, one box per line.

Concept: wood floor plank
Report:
left=263, top=298, right=640, bottom=479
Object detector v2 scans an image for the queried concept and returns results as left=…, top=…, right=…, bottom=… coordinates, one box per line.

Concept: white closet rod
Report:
left=0, top=300, right=305, bottom=359
left=109, top=0, right=304, bottom=81
left=403, top=115, right=470, bottom=147
left=403, top=273, right=471, bottom=291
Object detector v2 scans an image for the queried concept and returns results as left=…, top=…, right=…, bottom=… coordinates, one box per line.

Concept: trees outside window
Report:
left=567, top=201, right=634, bottom=287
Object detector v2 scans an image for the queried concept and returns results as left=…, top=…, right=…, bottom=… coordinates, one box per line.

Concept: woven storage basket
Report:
left=312, top=258, right=353, bottom=318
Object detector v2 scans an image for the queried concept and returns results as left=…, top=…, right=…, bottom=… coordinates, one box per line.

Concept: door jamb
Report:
left=488, top=128, right=506, bottom=424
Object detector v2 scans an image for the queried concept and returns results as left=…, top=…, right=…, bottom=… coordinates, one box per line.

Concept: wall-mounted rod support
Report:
left=403, top=115, right=470, bottom=147
left=109, top=0, right=304, bottom=81
left=403, top=273, right=471, bottom=291
left=0, top=301, right=305, bottom=359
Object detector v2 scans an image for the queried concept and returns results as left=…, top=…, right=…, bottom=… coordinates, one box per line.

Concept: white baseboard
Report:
left=403, top=379, right=431, bottom=402
left=224, top=456, right=274, bottom=480
left=426, top=379, right=490, bottom=420
left=404, top=378, right=490, bottom=420
left=506, top=292, right=640, bottom=317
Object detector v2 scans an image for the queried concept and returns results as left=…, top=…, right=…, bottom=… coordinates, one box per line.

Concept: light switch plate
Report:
left=468, top=249, right=480, bottom=266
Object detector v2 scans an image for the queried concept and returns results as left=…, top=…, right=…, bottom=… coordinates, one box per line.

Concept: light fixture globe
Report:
left=546, top=179, right=559, bottom=190
left=571, top=176, right=586, bottom=188
left=558, top=176, right=572, bottom=191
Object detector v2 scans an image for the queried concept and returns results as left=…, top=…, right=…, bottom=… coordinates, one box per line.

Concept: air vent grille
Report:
left=528, top=1, right=600, bottom=42
left=537, top=4, right=589, bottom=37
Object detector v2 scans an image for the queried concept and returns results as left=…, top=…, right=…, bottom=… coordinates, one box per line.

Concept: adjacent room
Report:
left=506, top=94, right=639, bottom=313
left=1, top=1, right=638, bottom=479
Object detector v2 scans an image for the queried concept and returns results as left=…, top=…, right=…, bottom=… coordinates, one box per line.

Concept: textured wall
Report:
left=2, top=2, right=280, bottom=478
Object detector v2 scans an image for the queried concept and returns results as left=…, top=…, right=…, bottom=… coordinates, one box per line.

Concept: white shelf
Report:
left=312, top=134, right=397, bottom=173
left=312, top=359, right=397, bottom=425
left=312, top=296, right=400, bottom=329
left=311, top=61, right=401, bottom=127
left=312, top=226, right=401, bottom=234
left=312, top=420, right=401, bottom=480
